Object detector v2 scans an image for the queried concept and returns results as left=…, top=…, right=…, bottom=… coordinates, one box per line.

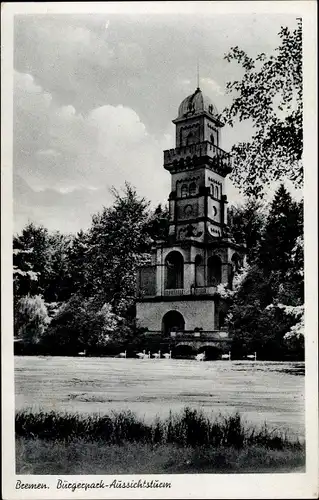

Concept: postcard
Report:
left=1, top=1, right=318, bottom=499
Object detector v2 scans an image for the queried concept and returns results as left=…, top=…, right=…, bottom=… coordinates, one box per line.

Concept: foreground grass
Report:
left=16, top=408, right=305, bottom=474
left=16, top=438, right=305, bottom=474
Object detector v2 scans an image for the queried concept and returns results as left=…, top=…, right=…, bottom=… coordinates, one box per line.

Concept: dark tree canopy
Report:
left=222, top=19, right=302, bottom=198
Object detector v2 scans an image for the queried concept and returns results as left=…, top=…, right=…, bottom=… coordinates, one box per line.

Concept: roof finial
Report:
left=197, top=59, right=200, bottom=90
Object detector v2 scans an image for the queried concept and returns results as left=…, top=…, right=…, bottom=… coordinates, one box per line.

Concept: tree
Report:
left=42, top=294, right=122, bottom=355
left=258, top=184, right=303, bottom=283
left=45, top=231, right=72, bottom=303
left=145, top=204, right=170, bottom=242
left=13, top=224, right=73, bottom=303
left=226, top=185, right=304, bottom=360
left=13, top=223, right=51, bottom=300
left=66, top=230, right=91, bottom=297
left=227, top=199, right=266, bottom=263
left=14, top=295, right=50, bottom=344
left=87, top=183, right=154, bottom=316
left=222, top=19, right=302, bottom=197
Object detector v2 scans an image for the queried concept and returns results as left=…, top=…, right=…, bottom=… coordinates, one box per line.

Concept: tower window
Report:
left=210, top=134, right=215, bottom=145
left=181, top=184, right=188, bottom=198
left=189, top=182, right=196, bottom=196
left=186, top=132, right=196, bottom=145
left=215, top=186, right=219, bottom=198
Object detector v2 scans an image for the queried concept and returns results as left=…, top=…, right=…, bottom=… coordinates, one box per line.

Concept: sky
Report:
left=13, top=11, right=300, bottom=234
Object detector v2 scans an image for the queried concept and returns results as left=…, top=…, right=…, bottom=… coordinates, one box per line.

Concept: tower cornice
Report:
left=172, top=110, right=224, bottom=128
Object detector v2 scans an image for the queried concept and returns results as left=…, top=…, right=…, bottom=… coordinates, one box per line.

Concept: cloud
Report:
left=14, top=70, right=171, bottom=233
left=201, top=77, right=224, bottom=96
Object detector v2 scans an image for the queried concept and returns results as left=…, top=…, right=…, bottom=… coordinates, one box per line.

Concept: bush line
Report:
left=15, top=407, right=302, bottom=450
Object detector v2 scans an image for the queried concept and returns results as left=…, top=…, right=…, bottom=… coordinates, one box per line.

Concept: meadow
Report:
left=15, top=356, right=305, bottom=474
left=15, top=356, right=305, bottom=438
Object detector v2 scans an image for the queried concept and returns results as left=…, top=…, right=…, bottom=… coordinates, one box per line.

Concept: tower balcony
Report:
left=163, top=286, right=217, bottom=297
left=163, top=141, right=232, bottom=174
left=136, top=265, right=220, bottom=299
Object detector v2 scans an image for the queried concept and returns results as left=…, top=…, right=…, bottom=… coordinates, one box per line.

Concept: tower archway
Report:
left=165, top=251, right=184, bottom=289
left=207, top=255, right=222, bottom=285
left=162, top=310, right=185, bottom=336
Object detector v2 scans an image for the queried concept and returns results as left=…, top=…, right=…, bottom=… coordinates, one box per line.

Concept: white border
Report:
left=1, top=2, right=318, bottom=499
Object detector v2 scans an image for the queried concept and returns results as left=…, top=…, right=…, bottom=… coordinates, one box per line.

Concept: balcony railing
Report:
left=164, top=288, right=187, bottom=296
left=163, top=141, right=232, bottom=173
left=193, top=286, right=217, bottom=295
left=137, top=286, right=218, bottom=298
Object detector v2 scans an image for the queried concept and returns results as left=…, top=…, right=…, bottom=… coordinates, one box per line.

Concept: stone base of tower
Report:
left=136, top=297, right=227, bottom=336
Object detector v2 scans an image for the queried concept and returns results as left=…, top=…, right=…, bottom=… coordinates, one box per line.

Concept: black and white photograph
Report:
left=1, top=1, right=318, bottom=499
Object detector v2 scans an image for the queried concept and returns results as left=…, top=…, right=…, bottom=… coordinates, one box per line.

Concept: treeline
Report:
left=13, top=183, right=304, bottom=359
left=225, top=184, right=304, bottom=360
left=13, top=184, right=169, bottom=355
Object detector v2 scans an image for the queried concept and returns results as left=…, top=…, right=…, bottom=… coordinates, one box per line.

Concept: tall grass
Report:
left=16, top=407, right=302, bottom=450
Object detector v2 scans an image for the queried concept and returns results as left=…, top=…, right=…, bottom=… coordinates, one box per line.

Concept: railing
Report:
left=163, top=141, right=231, bottom=169
left=138, top=286, right=219, bottom=298
left=193, top=286, right=217, bottom=295
left=164, top=288, right=187, bottom=296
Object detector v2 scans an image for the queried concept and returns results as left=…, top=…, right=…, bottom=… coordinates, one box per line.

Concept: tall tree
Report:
left=13, top=223, right=73, bottom=303
left=227, top=199, right=266, bottom=263
left=227, top=185, right=304, bottom=359
left=222, top=19, right=302, bottom=197
left=87, top=183, right=153, bottom=316
left=13, top=223, right=52, bottom=300
left=258, top=184, right=302, bottom=280
left=65, top=230, right=92, bottom=298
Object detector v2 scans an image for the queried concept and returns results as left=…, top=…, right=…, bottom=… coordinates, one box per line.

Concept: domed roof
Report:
left=177, top=87, right=218, bottom=119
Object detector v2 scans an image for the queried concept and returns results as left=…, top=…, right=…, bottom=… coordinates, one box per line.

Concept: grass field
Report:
left=16, top=408, right=305, bottom=474
left=15, top=357, right=305, bottom=439
left=16, top=439, right=305, bottom=474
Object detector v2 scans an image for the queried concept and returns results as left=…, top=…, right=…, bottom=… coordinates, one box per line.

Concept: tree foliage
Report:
left=222, top=19, right=302, bottom=197
left=13, top=223, right=72, bottom=303
left=13, top=184, right=169, bottom=352
left=87, top=184, right=168, bottom=316
left=14, top=295, right=50, bottom=344
left=227, top=199, right=266, bottom=263
left=226, top=184, right=304, bottom=359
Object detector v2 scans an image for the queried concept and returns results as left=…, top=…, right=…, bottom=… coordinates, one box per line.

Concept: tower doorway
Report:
left=162, top=310, right=185, bottom=336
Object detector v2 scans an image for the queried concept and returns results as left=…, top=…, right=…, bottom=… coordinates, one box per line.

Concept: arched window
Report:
left=207, top=255, right=222, bottom=285
left=186, top=132, right=196, bottom=145
left=181, top=184, right=188, bottom=198
left=215, top=186, right=219, bottom=198
left=195, top=255, right=204, bottom=287
left=165, top=251, right=184, bottom=289
left=210, top=133, right=215, bottom=145
left=189, top=182, right=196, bottom=196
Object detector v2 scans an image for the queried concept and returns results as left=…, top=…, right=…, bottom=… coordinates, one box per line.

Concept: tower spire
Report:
left=197, top=59, right=200, bottom=90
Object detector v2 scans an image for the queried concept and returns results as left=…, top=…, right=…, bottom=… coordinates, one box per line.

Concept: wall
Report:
left=136, top=299, right=216, bottom=332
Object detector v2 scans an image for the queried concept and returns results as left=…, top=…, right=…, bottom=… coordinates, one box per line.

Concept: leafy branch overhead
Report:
left=221, top=19, right=302, bottom=198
